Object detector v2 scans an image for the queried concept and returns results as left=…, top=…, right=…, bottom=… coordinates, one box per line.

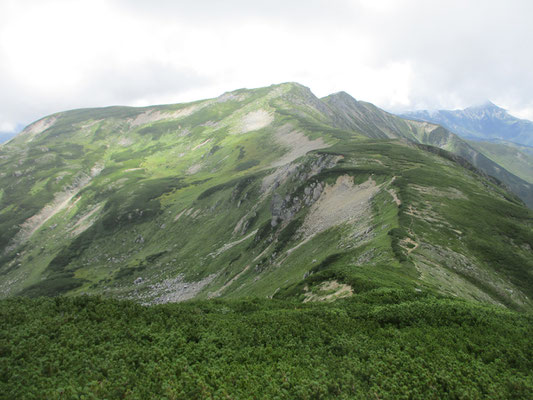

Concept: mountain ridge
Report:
left=317, top=92, right=533, bottom=208
left=401, top=102, right=533, bottom=147
left=0, top=82, right=531, bottom=312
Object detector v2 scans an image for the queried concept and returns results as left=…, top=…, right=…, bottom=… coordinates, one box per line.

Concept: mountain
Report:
left=0, top=123, right=24, bottom=144
left=400, top=103, right=533, bottom=203
left=325, top=93, right=533, bottom=209
left=0, top=83, right=532, bottom=312
left=467, top=140, right=533, bottom=184
left=0, top=131, right=17, bottom=144
left=402, top=101, right=533, bottom=147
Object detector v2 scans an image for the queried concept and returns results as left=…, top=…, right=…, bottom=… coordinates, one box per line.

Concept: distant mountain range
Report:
left=401, top=102, right=533, bottom=185
left=401, top=102, right=533, bottom=147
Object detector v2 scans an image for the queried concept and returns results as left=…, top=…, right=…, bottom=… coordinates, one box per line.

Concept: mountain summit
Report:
left=402, top=102, right=533, bottom=147
left=0, top=83, right=531, bottom=311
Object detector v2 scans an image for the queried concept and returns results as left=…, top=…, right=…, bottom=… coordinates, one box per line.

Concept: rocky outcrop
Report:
left=268, top=154, right=343, bottom=227
left=270, top=182, right=324, bottom=227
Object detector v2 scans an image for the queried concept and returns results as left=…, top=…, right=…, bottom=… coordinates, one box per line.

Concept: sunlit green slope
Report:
left=467, top=140, right=533, bottom=184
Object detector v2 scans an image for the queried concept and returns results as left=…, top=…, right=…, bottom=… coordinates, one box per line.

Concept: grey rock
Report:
left=270, top=193, right=284, bottom=217
left=312, top=186, right=322, bottom=201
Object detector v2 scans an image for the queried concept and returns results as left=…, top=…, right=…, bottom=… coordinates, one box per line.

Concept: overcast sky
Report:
left=1, top=0, right=533, bottom=132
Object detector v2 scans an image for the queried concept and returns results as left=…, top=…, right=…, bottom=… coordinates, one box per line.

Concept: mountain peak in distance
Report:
left=402, top=101, right=533, bottom=147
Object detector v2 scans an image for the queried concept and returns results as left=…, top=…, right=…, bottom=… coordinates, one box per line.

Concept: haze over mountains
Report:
left=401, top=102, right=533, bottom=188
left=0, top=82, right=531, bottom=312
left=402, top=102, right=533, bottom=147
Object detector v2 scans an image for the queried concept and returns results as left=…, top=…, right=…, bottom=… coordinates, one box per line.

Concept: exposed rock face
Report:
left=268, top=124, right=329, bottom=168
left=270, top=180, right=325, bottom=227
left=303, top=280, right=354, bottom=302
left=268, top=154, right=341, bottom=227
left=300, top=175, right=379, bottom=239
left=402, top=101, right=533, bottom=147
left=6, top=165, right=104, bottom=252
left=18, top=116, right=58, bottom=142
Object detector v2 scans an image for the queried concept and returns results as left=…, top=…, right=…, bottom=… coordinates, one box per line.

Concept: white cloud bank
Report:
left=1, top=0, right=533, bottom=131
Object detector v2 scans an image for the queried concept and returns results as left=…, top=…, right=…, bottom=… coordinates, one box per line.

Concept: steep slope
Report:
left=322, top=91, right=419, bottom=140
left=402, top=101, right=533, bottom=146
left=0, top=83, right=531, bottom=311
left=467, top=140, right=533, bottom=184
left=404, top=120, right=533, bottom=209
left=322, top=92, right=533, bottom=209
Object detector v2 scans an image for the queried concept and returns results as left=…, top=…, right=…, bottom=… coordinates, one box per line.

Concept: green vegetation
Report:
left=235, top=159, right=260, bottom=171
left=399, top=109, right=533, bottom=208
left=468, top=140, right=533, bottom=184
left=0, top=82, right=531, bottom=311
left=18, top=273, right=84, bottom=297
left=0, top=82, right=532, bottom=399
left=1, top=294, right=532, bottom=399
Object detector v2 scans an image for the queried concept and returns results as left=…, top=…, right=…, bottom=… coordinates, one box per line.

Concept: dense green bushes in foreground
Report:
left=1, top=291, right=532, bottom=399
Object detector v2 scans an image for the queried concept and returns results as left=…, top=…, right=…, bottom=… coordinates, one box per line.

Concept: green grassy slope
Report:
left=1, top=294, right=532, bottom=399
left=0, top=83, right=531, bottom=311
left=468, top=140, right=533, bottom=184
left=322, top=92, right=533, bottom=209
left=409, top=124, right=533, bottom=209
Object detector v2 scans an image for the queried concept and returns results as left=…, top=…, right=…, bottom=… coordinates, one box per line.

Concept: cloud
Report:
left=353, top=0, right=533, bottom=116
left=1, top=0, right=533, bottom=129
left=114, top=0, right=359, bottom=27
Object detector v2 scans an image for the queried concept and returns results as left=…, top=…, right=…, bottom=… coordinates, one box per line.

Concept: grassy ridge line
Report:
left=1, top=293, right=532, bottom=399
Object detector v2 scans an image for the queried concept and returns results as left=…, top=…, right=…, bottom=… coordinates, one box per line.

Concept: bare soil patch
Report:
left=238, top=110, right=274, bottom=134
left=303, top=280, right=353, bottom=302
left=269, top=124, right=328, bottom=168
left=300, top=175, right=379, bottom=238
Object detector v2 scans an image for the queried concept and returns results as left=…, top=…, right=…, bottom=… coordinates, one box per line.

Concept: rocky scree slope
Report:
left=0, top=83, right=531, bottom=310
